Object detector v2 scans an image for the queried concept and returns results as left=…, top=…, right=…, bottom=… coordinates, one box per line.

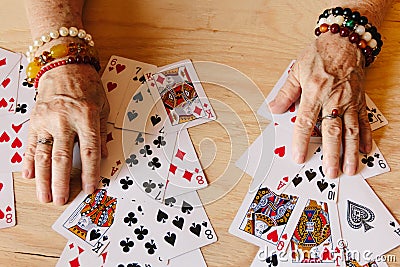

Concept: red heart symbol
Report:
left=11, top=152, right=22, bottom=163
left=107, top=82, right=117, bottom=92
left=289, top=103, right=296, bottom=112
left=1, top=78, right=11, bottom=88
left=0, top=131, right=10, bottom=143
left=12, top=123, right=22, bottom=133
left=274, top=146, right=286, bottom=157
left=11, top=137, right=22, bottom=148
left=282, top=233, right=288, bottom=240
left=283, top=176, right=289, bottom=182
left=6, top=206, right=11, bottom=212
left=116, top=64, right=126, bottom=74
left=0, top=209, right=4, bottom=219
left=0, top=183, right=3, bottom=191
left=274, top=122, right=279, bottom=126
left=291, top=116, right=296, bottom=123
left=0, top=58, right=6, bottom=67
left=0, top=98, right=7, bottom=108
left=266, top=230, right=278, bottom=242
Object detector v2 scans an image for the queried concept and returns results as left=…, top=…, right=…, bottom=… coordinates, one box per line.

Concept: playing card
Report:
left=109, top=131, right=178, bottom=201
left=365, top=94, right=388, bottom=131
left=0, top=172, right=16, bottom=229
left=15, top=55, right=36, bottom=122
left=359, top=140, right=390, bottom=179
left=229, top=184, right=306, bottom=249
left=0, top=48, right=22, bottom=91
left=0, top=60, right=20, bottom=116
left=276, top=198, right=342, bottom=264
left=52, top=177, right=117, bottom=255
left=337, top=174, right=400, bottom=266
left=168, top=249, right=206, bottom=267
left=102, top=56, right=157, bottom=123
left=163, top=129, right=208, bottom=199
left=56, top=241, right=108, bottom=267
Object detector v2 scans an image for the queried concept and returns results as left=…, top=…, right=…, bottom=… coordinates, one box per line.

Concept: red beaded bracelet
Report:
left=33, top=56, right=101, bottom=89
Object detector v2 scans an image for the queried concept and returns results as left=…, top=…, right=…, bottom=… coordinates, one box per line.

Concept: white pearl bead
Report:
left=84, top=34, right=92, bottom=42
left=355, top=25, right=365, bottom=35
left=49, top=29, right=59, bottom=39
left=88, top=40, right=95, bottom=47
left=69, top=26, right=78, bottom=37
left=28, top=45, right=35, bottom=52
left=327, top=15, right=335, bottom=24
left=77, top=29, right=86, bottom=39
left=33, top=38, right=44, bottom=47
left=333, top=15, right=344, bottom=25
left=362, top=32, right=372, bottom=42
left=41, top=34, right=51, bottom=43
left=59, top=26, right=69, bottom=37
left=318, top=18, right=327, bottom=26
left=368, top=39, right=378, bottom=49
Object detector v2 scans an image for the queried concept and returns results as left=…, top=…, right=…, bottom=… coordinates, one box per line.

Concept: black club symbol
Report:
left=148, top=157, right=161, bottom=170
left=144, top=239, right=157, bottom=255
left=140, top=145, right=153, bottom=157
left=124, top=212, right=138, bottom=226
left=361, top=155, right=375, bottom=167
left=126, top=154, right=139, bottom=167
left=374, top=153, right=380, bottom=158
left=16, top=104, right=27, bottom=114
left=120, top=237, right=134, bottom=253
left=120, top=176, right=134, bottom=190
left=153, top=136, right=166, bottom=148
left=143, top=180, right=156, bottom=193
left=22, top=78, right=34, bottom=88
left=134, top=225, right=149, bottom=240
left=118, top=264, right=141, bottom=267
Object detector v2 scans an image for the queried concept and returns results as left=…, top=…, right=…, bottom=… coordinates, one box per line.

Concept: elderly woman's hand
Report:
left=23, top=63, right=109, bottom=205
left=269, top=33, right=372, bottom=178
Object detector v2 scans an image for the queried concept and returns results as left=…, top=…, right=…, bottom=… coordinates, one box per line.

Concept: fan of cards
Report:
left=0, top=49, right=218, bottom=266
left=230, top=61, right=400, bottom=267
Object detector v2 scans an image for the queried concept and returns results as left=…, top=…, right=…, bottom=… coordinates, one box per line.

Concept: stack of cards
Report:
left=0, top=47, right=37, bottom=230
left=230, top=62, right=399, bottom=266
left=53, top=57, right=218, bottom=266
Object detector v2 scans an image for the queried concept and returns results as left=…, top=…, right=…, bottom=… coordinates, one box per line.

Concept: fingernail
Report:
left=327, top=167, right=338, bottom=178
left=54, top=196, right=68, bottom=206
left=85, top=184, right=96, bottom=194
left=22, top=169, right=30, bottom=179
left=345, top=164, right=357, bottom=175
left=37, top=191, right=51, bottom=203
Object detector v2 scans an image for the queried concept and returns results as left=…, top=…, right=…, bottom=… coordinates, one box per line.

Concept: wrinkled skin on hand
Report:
left=23, top=64, right=110, bottom=205
left=269, top=33, right=372, bottom=178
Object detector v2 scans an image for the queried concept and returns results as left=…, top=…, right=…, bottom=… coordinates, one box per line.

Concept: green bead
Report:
left=345, top=20, right=355, bottom=28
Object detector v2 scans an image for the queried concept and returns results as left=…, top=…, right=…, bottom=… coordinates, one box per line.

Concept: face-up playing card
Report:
left=109, top=131, right=178, bottom=201
left=168, top=249, right=206, bottom=267
left=365, top=94, right=388, bottom=131
left=0, top=60, right=20, bottom=116
left=15, top=56, right=36, bottom=122
left=102, top=56, right=157, bottom=123
left=0, top=48, right=21, bottom=91
left=229, top=184, right=305, bottom=249
left=337, top=174, right=400, bottom=265
left=163, top=129, right=208, bottom=199
left=276, top=198, right=342, bottom=264
left=284, top=147, right=340, bottom=203
left=358, top=140, right=390, bottom=179
left=56, top=241, right=108, bottom=267
left=52, top=177, right=117, bottom=256
left=0, top=172, right=16, bottom=229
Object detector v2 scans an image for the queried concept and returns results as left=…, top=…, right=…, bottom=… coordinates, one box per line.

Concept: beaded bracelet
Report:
left=314, top=7, right=382, bottom=67
left=26, top=26, right=94, bottom=62
left=33, top=55, right=101, bottom=89
left=26, top=42, right=99, bottom=83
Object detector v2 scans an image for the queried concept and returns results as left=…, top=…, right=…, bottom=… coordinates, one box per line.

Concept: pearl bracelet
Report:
left=26, top=26, right=94, bottom=62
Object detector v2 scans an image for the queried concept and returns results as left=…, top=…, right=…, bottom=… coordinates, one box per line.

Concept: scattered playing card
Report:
left=0, top=172, right=16, bottom=229
left=56, top=241, right=108, bottom=267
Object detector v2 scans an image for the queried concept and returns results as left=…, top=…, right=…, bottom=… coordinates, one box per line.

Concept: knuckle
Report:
left=52, top=149, right=72, bottom=165
left=324, top=123, right=342, bottom=140
left=34, top=152, right=52, bottom=167
left=295, top=116, right=315, bottom=133
left=343, top=124, right=359, bottom=141
left=81, top=146, right=100, bottom=160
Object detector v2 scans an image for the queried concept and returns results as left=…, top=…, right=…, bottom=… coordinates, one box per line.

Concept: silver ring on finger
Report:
left=321, top=108, right=343, bottom=120
left=37, top=137, right=54, bottom=146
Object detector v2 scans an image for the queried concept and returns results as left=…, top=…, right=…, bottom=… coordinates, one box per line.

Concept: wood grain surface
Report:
left=0, top=0, right=399, bottom=266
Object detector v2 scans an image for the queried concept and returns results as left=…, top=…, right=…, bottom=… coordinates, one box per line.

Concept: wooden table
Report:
left=1, top=0, right=400, bottom=266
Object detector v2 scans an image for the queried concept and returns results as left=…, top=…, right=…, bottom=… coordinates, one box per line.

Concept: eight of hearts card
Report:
left=0, top=172, right=16, bottom=229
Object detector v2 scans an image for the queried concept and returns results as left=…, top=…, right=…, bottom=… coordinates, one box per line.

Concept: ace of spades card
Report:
left=338, top=174, right=400, bottom=266
left=53, top=177, right=117, bottom=255
left=0, top=172, right=16, bottom=229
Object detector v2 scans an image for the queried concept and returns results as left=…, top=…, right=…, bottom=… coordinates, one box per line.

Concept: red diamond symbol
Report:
left=68, top=243, right=74, bottom=250
left=204, top=103, right=208, bottom=108
left=106, top=132, right=114, bottom=143
left=193, top=106, right=202, bottom=116
left=156, top=75, right=165, bottom=84
left=194, top=168, right=199, bottom=173
left=116, top=160, right=121, bottom=166
left=183, top=170, right=193, bottom=182
left=169, top=164, right=177, bottom=174
left=69, top=257, right=81, bottom=267
left=175, top=149, right=186, bottom=161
